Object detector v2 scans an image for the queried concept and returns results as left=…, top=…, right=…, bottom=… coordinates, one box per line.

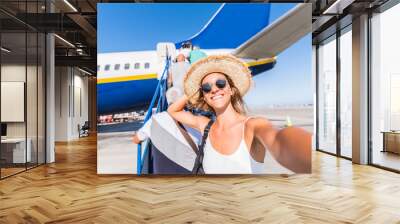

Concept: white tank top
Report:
left=202, top=117, right=265, bottom=174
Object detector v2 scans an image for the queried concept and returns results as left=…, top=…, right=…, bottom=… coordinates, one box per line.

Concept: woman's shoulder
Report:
left=244, top=116, right=273, bottom=129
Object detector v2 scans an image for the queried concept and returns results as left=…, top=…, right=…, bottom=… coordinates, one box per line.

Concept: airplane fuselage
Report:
left=97, top=49, right=275, bottom=115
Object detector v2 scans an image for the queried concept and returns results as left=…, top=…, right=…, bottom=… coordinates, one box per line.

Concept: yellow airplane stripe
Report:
left=97, top=73, right=158, bottom=84
left=245, top=56, right=277, bottom=67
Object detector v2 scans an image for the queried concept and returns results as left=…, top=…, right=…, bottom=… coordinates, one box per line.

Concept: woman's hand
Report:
left=250, top=118, right=311, bottom=173
left=272, top=127, right=311, bottom=173
left=132, top=133, right=141, bottom=144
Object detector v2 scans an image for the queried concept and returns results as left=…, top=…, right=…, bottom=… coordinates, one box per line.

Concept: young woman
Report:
left=168, top=55, right=311, bottom=174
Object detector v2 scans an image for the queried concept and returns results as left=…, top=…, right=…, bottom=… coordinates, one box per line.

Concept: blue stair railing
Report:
left=137, top=56, right=171, bottom=175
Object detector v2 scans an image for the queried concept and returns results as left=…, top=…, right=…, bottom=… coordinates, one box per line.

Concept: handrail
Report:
left=137, top=56, right=171, bottom=175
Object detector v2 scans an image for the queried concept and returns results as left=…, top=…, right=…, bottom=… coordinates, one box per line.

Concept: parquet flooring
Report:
left=1, top=135, right=400, bottom=223
left=1, top=167, right=26, bottom=177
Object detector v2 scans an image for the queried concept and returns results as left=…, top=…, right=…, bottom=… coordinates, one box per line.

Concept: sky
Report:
left=98, top=3, right=313, bottom=106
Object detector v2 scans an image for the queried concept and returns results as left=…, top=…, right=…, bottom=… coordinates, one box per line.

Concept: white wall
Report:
left=1, top=65, right=26, bottom=141
left=1, top=65, right=32, bottom=138
left=55, top=67, right=89, bottom=141
left=72, top=73, right=89, bottom=138
left=1, top=64, right=26, bottom=82
left=1, top=63, right=46, bottom=164
left=55, top=66, right=69, bottom=141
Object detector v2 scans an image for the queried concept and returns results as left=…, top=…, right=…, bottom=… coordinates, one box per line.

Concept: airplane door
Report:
left=156, top=43, right=176, bottom=79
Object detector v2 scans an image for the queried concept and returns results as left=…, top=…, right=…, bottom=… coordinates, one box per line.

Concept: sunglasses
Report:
left=200, top=79, right=227, bottom=94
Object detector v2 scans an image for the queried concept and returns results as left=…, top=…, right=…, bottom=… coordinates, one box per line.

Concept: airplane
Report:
left=97, top=3, right=311, bottom=115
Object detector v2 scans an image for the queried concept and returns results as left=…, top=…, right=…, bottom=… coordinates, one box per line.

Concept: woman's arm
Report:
left=132, top=118, right=152, bottom=144
left=167, top=95, right=209, bottom=132
left=251, top=118, right=311, bottom=173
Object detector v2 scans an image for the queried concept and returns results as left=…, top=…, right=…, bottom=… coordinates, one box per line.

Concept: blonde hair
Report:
left=194, top=74, right=246, bottom=115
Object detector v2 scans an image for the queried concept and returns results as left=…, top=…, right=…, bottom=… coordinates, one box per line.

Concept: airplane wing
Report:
left=233, top=3, right=312, bottom=59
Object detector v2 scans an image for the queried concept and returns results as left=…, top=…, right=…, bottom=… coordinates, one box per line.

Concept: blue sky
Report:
left=98, top=3, right=312, bottom=106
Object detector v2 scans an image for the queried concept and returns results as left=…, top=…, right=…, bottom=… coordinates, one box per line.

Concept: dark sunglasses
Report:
left=200, top=79, right=227, bottom=94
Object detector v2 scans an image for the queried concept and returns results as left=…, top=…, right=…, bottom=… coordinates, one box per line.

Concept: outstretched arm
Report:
left=252, top=118, right=311, bottom=173
left=167, top=95, right=209, bottom=132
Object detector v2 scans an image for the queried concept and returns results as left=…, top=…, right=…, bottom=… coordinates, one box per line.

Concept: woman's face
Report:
left=201, top=73, right=233, bottom=111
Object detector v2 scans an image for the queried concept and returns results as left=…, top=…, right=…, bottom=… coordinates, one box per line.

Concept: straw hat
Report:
left=184, top=54, right=252, bottom=104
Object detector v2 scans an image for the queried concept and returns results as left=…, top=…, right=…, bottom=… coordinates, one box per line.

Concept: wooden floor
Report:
left=1, top=135, right=400, bottom=223
left=1, top=167, right=26, bottom=178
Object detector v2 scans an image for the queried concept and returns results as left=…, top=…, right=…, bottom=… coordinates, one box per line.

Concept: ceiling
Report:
left=0, top=0, right=392, bottom=73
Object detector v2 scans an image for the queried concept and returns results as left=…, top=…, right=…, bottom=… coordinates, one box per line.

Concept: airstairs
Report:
left=137, top=43, right=206, bottom=175
left=136, top=54, right=171, bottom=175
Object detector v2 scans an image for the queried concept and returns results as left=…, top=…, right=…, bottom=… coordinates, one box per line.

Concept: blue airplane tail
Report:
left=176, top=3, right=271, bottom=49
